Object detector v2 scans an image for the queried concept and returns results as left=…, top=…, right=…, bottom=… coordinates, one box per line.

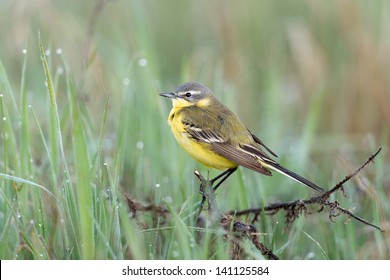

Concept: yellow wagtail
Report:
left=159, top=81, right=323, bottom=193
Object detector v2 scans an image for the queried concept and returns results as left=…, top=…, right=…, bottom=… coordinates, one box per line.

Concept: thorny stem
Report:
left=228, top=147, right=384, bottom=232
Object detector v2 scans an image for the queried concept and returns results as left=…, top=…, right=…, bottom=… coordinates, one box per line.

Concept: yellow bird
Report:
left=160, top=81, right=323, bottom=193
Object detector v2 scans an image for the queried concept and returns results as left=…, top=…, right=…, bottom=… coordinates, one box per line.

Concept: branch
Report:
left=123, top=192, right=169, bottom=217
left=228, top=147, right=383, bottom=232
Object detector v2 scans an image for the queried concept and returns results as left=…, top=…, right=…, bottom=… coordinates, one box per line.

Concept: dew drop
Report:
left=57, top=67, right=64, bottom=75
left=56, top=48, right=62, bottom=54
left=306, top=252, right=315, bottom=259
left=122, top=78, right=130, bottom=86
left=136, top=141, right=144, bottom=150
left=138, top=58, right=148, bottom=67
left=155, top=183, right=160, bottom=188
left=22, top=49, right=27, bottom=54
left=172, top=251, right=179, bottom=258
left=45, top=49, right=51, bottom=56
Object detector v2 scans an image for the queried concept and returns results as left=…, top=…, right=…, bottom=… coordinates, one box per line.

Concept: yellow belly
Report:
left=169, top=111, right=237, bottom=170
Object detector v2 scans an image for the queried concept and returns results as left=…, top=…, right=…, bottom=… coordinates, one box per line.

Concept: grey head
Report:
left=159, top=81, right=213, bottom=102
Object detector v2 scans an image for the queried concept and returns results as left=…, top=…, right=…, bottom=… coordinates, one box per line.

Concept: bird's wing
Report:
left=247, top=129, right=278, bottom=158
left=211, top=142, right=272, bottom=176
left=181, top=112, right=273, bottom=176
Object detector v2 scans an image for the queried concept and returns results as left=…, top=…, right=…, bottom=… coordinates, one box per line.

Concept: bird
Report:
left=159, top=81, right=324, bottom=195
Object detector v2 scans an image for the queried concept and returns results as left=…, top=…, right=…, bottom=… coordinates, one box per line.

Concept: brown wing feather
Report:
left=240, top=144, right=275, bottom=162
left=212, top=142, right=272, bottom=176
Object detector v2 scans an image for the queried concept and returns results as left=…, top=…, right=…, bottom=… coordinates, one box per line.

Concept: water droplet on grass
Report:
left=306, top=252, right=315, bottom=259
left=122, top=78, right=130, bottom=86
left=57, top=67, right=64, bottom=75
left=56, top=48, right=62, bottom=54
left=136, top=141, right=144, bottom=150
left=22, top=49, right=27, bottom=54
left=172, top=251, right=179, bottom=258
left=138, top=58, right=148, bottom=67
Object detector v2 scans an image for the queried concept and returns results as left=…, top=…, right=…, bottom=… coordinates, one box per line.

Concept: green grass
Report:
left=0, top=0, right=389, bottom=260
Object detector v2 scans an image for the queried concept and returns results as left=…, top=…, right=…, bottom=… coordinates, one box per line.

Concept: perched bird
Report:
left=159, top=81, right=323, bottom=193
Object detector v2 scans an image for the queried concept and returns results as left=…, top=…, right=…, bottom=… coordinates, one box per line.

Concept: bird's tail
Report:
left=262, top=161, right=324, bottom=193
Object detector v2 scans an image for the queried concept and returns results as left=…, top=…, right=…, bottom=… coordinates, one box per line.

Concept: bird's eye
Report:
left=185, top=92, right=192, bottom=97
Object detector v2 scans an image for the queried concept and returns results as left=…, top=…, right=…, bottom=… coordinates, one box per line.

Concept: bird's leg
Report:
left=210, top=167, right=237, bottom=192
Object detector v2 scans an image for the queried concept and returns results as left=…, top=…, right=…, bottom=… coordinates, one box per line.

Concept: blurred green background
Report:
left=0, top=0, right=389, bottom=259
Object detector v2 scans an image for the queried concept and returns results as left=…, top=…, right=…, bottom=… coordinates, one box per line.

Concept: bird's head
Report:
left=159, top=81, right=214, bottom=108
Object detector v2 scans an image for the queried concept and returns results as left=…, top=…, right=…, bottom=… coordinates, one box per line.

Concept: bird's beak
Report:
left=159, top=92, right=177, bottom=99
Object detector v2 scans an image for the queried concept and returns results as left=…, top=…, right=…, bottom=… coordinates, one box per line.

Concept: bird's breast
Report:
left=167, top=107, right=237, bottom=170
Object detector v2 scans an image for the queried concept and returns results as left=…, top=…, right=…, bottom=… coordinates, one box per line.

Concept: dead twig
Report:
left=123, top=192, right=169, bottom=216
left=228, top=148, right=383, bottom=232
left=123, top=148, right=383, bottom=260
